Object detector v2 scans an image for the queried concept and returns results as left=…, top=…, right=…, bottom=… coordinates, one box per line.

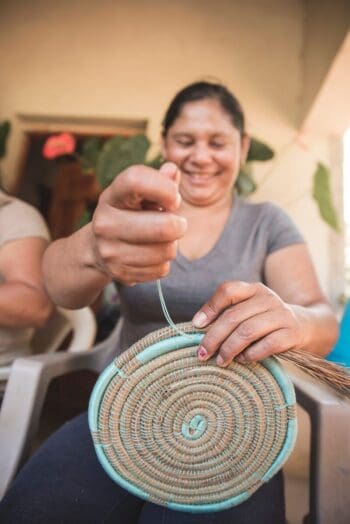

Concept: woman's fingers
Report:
left=194, top=281, right=304, bottom=366
left=93, top=205, right=187, bottom=244
left=236, top=329, right=293, bottom=363
left=192, top=281, right=259, bottom=328
left=214, top=311, right=287, bottom=366
left=102, top=164, right=182, bottom=212
left=103, top=262, right=173, bottom=286
left=197, top=297, right=273, bottom=360
left=93, top=240, right=178, bottom=269
left=198, top=311, right=283, bottom=366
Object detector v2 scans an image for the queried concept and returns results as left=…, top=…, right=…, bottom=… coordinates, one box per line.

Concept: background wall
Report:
left=0, top=0, right=348, bottom=300
left=301, top=0, right=350, bottom=121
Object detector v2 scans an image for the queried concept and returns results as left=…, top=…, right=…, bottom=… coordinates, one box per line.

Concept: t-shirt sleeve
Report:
left=264, top=202, right=305, bottom=255
left=0, top=199, right=50, bottom=247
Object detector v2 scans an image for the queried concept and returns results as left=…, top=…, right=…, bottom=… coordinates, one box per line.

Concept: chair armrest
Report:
left=0, top=334, right=117, bottom=500
left=288, top=366, right=350, bottom=524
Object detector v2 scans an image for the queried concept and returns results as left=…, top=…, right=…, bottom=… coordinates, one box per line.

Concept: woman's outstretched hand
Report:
left=192, top=281, right=307, bottom=365
left=43, top=162, right=187, bottom=308
left=90, top=162, right=187, bottom=285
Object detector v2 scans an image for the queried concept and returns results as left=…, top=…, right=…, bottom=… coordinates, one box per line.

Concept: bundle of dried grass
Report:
left=278, top=349, right=350, bottom=399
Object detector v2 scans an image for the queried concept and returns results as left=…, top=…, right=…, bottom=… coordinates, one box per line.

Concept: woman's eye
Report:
left=211, top=142, right=225, bottom=149
left=177, top=140, right=193, bottom=147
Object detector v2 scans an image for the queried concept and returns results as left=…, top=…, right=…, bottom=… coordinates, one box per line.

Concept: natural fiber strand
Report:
left=278, top=349, right=350, bottom=399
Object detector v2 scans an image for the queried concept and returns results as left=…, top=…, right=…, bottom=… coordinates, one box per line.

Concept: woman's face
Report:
left=162, top=98, right=250, bottom=207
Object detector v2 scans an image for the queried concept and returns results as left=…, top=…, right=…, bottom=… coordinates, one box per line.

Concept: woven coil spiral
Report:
left=89, top=323, right=297, bottom=513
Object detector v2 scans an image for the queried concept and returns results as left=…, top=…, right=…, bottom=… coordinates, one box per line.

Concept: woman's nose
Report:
left=190, top=143, right=212, bottom=164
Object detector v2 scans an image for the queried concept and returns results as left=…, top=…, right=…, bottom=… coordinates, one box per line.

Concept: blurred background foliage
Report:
left=0, top=120, right=340, bottom=232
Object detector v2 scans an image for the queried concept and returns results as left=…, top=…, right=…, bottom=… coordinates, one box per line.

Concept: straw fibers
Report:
left=278, top=348, right=350, bottom=399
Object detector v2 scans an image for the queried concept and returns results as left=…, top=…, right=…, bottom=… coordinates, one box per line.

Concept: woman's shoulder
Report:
left=235, top=197, right=304, bottom=251
left=235, top=197, right=289, bottom=222
left=0, top=196, right=50, bottom=244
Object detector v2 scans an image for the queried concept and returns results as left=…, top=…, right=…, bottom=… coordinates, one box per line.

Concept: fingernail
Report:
left=197, top=346, right=207, bottom=360
left=160, top=162, right=178, bottom=178
left=175, top=192, right=182, bottom=208
left=216, top=355, right=225, bottom=367
left=235, top=354, right=247, bottom=364
left=178, top=216, right=188, bottom=234
left=192, top=311, right=208, bottom=328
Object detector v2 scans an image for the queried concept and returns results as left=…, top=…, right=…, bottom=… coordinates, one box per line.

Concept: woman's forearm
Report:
left=43, top=224, right=110, bottom=309
left=0, top=281, right=53, bottom=328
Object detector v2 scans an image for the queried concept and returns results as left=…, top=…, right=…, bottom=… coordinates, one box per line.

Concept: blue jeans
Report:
left=0, top=413, right=286, bottom=523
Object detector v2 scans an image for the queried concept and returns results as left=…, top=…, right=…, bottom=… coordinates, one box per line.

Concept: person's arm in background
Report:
left=0, top=237, right=53, bottom=327
left=192, top=244, right=338, bottom=364
left=43, top=163, right=187, bottom=309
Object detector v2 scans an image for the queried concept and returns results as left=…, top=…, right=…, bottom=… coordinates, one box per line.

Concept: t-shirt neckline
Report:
left=176, top=197, right=242, bottom=270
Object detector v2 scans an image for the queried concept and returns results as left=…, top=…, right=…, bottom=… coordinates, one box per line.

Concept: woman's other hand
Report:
left=193, top=280, right=306, bottom=366
left=192, top=244, right=338, bottom=363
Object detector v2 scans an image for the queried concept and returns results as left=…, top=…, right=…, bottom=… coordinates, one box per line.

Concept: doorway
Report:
left=11, top=113, right=147, bottom=239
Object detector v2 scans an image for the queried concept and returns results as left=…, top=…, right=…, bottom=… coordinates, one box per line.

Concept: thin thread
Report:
left=156, top=279, right=197, bottom=341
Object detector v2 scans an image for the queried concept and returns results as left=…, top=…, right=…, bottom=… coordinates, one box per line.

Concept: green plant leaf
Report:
left=81, top=137, right=102, bottom=173
left=96, top=134, right=151, bottom=188
left=146, top=153, right=163, bottom=169
left=0, top=121, right=11, bottom=160
left=75, top=209, right=92, bottom=230
left=247, top=138, right=274, bottom=162
left=235, top=166, right=257, bottom=196
left=312, top=162, right=340, bottom=231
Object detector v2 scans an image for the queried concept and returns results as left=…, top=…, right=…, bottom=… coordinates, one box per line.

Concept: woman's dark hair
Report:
left=162, top=81, right=245, bottom=137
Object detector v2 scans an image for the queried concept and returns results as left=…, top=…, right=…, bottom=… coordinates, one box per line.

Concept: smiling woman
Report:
left=0, top=82, right=338, bottom=524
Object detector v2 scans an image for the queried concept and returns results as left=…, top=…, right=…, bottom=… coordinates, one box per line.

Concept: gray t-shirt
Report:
left=116, top=198, right=304, bottom=353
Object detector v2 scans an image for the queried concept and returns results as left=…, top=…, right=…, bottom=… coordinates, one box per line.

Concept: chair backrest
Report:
left=0, top=307, right=97, bottom=386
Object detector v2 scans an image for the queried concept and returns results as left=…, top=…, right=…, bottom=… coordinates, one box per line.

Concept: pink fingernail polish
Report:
left=197, top=346, right=207, bottom=360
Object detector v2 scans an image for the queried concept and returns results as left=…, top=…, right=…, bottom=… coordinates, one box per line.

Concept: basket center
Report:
left=181, top=414, right=208, bottom=440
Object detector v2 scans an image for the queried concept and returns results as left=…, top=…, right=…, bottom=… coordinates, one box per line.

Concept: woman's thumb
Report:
left=159, top=162, right=181, bottom=187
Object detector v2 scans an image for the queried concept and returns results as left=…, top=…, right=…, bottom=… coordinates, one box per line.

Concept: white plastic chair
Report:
left=0, top=307, right=96, bottom=388
left=0, top=306, right=97, bottom=498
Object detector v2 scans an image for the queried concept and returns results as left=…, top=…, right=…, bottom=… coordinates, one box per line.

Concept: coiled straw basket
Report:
left=88, top=323, right=297, bottom=513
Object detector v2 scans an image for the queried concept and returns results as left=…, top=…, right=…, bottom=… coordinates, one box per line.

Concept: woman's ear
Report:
left=240, top=134, right=251, bottom=166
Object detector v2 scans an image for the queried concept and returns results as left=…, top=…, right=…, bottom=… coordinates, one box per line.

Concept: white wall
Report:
left=0, top=0, right=344, bottom=297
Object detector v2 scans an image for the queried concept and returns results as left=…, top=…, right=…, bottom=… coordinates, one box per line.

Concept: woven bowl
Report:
left=88, top=323, right=297, bottom=513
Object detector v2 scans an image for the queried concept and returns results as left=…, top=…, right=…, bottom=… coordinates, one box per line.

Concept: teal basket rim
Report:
left=88, top=333, right=297, bottom=513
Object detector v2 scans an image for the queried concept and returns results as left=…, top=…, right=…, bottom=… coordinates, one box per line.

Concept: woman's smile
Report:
left=183, top=171, right=219, bottom=183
